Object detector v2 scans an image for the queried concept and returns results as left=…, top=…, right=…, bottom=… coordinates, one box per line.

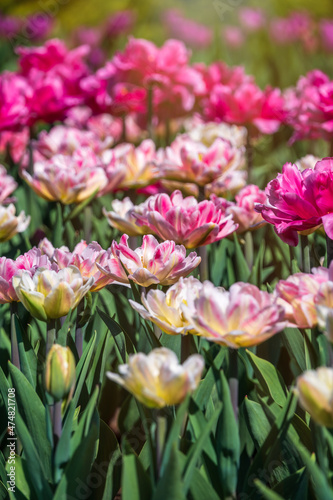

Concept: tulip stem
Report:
left=155, top=411, right=167, bottom=480
left=147, top=85, right=154, bottom=140
left=10, top=302, right=20, bottom=371
left=52, top=399, right=62, bottom=447
left=83, top=206, right=92, bottom=243
left=75, top=299, right=84, bottom=358
left=181, top=334, right=191, bottom=363
left=244, top=231, right=254, bottom=270
left=326, top=234, right=333, bottom=268
left=137, top=402, right=156, bottom=485
left=300, top=235, right=311, bottom=273
left=198, top=245, right=209, bottom=282
left=46, top=320, right=56, bottom=359
left=229, top=349, right=239, bottom=424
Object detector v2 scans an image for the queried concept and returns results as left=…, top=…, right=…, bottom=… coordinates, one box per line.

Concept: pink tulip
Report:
left=163, top=10, right=213, bottom=50
left=275, top=268, right=330, bottom=329
left=134, top=190, right=238, bottom=248
left=238, top=8, right=266, bottom=31
left=0, top=165, right=17, bottom=204
left=0, top=128, right=29, bottom=164
left=227, top=184, right=266, bottom=233
left=0, top=248, right=53, bottom=303
left=285, top=70, right=333, bottom=142
left=103, top=197, right=151, bottom=236
left=182, top=281, right=286, bottom=348
left=255, top=158, right=333, bottom=246
left=0, top=72, right=31, bottom=132
left=320, top=20, right=333, bottom=51
left=21, top=149, right=109, bottom=204
left=53, top=241, right=114, bottom=292
left=222, top=27, right=245, bottom=49
left=105, top=10, right=136, bottom=37
left=157, top=136, right=245, bottom=187
left=97, top=234, right=201, bottom=287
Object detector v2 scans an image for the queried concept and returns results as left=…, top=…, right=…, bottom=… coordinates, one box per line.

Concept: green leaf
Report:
left=121, top=454, right=152, bottom=500
left=12, top=313, right=37, bottom=388
left=97, top=307, right=135, bottom=362
left=255, top=480, right=285, bottom=499
left=6, top=455, right=31, bottom=500
left=152, top=444, right=185, bottom=500
left=281, top=328, right=307, bottom=375
left=243, top=397, right=272, bottom=450
left=183, top=402, right=222, bottom=494
left=8, top=363, right=52, bottom=481
left=246, top=350, right=287, bottom=406
left=69, top=331, right=97, bottom=412
left=215, top=371, right=240, bottom=499
left=65, top=188, right=99, bottom=221
left=98, top=420, right=122, bottom=500
left=297, top=445, right=333, bottom=500
left=233, top=233, right=251, bottom=282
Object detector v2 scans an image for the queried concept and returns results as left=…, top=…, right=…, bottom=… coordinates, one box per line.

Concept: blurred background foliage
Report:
left=2, top=0, right=333, bottom=38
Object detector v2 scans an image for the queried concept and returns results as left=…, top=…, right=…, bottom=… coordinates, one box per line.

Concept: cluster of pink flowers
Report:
left=285, top=70, right=333, bottom=142
left=163, top=10, right=213, bottom=50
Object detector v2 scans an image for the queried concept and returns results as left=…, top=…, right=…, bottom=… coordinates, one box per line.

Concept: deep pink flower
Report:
left=227, top=184, right=266, bottom=233
left=255, top=158, right=333, bottom=246
left=134, top=190, right=238, bottom=248
left=285, top=70, right=333, bottom=142
left=320, top=20, right=333, bottom=51
left=98, top=234, right=201, bottom=286
left=0, top=72, right=31, bottom=132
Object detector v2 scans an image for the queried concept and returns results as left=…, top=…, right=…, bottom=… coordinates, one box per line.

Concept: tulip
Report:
left=183, top=120, right=247, bottom=148
left=13, top=266, right=94, bottom=321
left=0, top=204, right=30, bottom=242
left=107, top=347, right=204, bottom=408
left=21, top=151, right=108, bottom=204
left=295, top=367, right=333, bottom=427
left=226, top=184, right=267, bottom=233
left=54, top=241, right=115, bottom=292
left=129, top=276, right=203, bottom=335
left=157, top=136, right=245, bottom=187
left=315, top=281, right=333, bottom=342
left=98, top=234, right=201, bottom=287
left=0, top=258, right=19, bottom=303
left=0, top=165, right=17, bottom=204
left=134, top=190, right=238, bottom=248
left=103, top=197, right=151, bottom=236
left=44, top=344, right=76, bottom=401
left=275, top=269, right=329, bottom=329
left=255, top=159, right=333, bottom=246
left=182, top=281, right=286, bottom=348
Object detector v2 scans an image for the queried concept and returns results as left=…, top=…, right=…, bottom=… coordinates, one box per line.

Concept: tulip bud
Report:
left=295, top=367, right=333, bottom=427
left=44, top=345, right=76, bottom=401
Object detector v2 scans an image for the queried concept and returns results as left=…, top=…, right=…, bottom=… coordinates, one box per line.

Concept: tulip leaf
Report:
left=6, top=455, right=32, bottom=500
left=160, top=395, right=190, bottom=476
left=233, top=233, right=251, bottom=282
left=53, top=202, right=64, bottom=249
left=8, top=363, right=52, bottom=481
left=53, top=398, right=77, bottom=483
left=70, top=331, right=97, bottom=412
left=121, top=454, right=152, bottom=500
left=215, top=371, right=240, bottom=498
left=152, top=444, right=185, bottom=500
left=85, top=326, right=109, bottom=393
left=281, top=328, right=307, bottom=375
left=97, top=420, right=122, bottom=500
left=183, top=402, right=222, bottom=494
left=255, top=480, right=285, bottom=499
left=53, top=408, right=100, bottom=499
left=66, top=188, right=99, bottom=221
left=12, top=313, right=37, bottom=388
left=273, top=468, right=308, bottom=500
left=297, top=444, right=333, bottom=500
left=243, top=397, right=272, bottom=450
left=71, top=387, right=100, bottom=458
left=97, top=307, right=135, bottom=361
left=246, top=350, right=287, bottom=406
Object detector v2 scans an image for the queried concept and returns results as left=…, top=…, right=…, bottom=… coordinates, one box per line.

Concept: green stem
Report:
left=10, top=302, right=20, bottom=370
left=198, top=245, right=209, bottom=282
left=52, top=399, right=62, bottom=447
left=326, top=234, right=333, bottom=268
left=181, top=334, right=191, bottom=364
left=83, top=205, right=92, bottom=243
left=75, top=299, right=84, bottom=358
left=155, top=411, right=167, bottom=480
left=244, top=231, right=254, bottom=270
left=229, top=349, right=239, bottom=424
left=46, top=319, right=56, bottom=359
left=300, top=234, right=311, bottom=273
left=137, top=402, right=156, bottom=485
left=147, top=85, right=154, bottom=140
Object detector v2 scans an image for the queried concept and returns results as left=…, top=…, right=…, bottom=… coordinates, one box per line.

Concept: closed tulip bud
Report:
left=44, top=344, right=76, bottom=401
left=295, top=367, right=333, bottom=427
